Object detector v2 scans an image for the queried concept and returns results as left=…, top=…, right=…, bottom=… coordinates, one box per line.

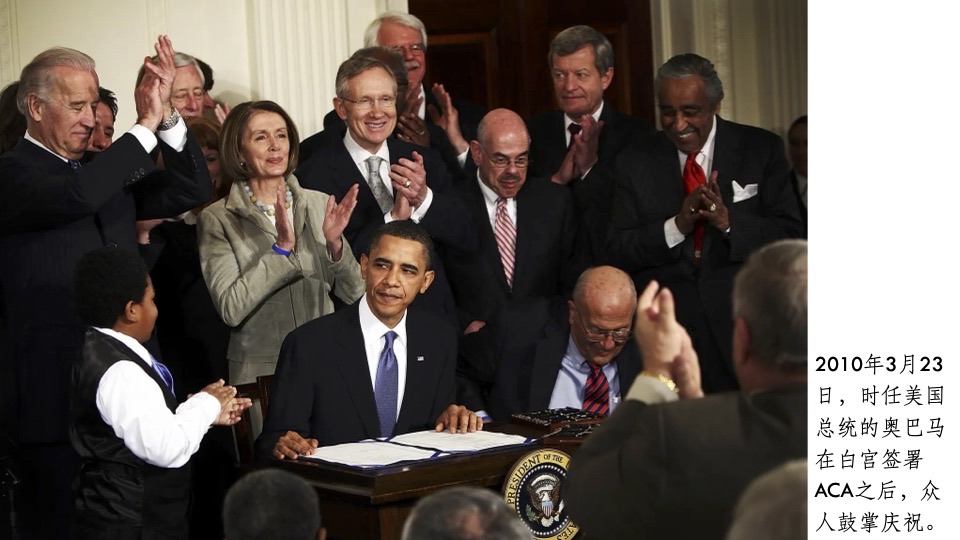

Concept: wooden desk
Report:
left=269, top=425, right=573, bottom=540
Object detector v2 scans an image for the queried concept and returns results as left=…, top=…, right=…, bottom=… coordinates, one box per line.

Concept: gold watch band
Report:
left=639, top=370, right=679, bottom=394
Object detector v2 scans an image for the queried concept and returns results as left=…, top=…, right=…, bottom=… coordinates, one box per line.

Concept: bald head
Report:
left=569, top=266, right=637, bottom=366
left=471, top=109, right=531, bottom=199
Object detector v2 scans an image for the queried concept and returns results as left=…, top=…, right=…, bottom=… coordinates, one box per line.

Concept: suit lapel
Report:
left=224, top=182, right=276, bottom=237
left=704, top=117, right=739, bottom=257
left=512, top=186, right=537, bottom=291
left=528, top=317, right=570, bottom=410
left=464, top=180, right=510, bottom=294
left=396, top=311, right=429, bottom=433
left=332, top=305, right=381, bottom=438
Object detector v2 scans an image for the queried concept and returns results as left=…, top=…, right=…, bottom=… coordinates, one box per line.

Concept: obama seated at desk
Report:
left=256, top=221, right=481, bottom=460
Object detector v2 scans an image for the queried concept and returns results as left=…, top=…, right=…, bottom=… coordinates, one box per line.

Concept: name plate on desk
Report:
left=503, top=449, right=579, bottom=540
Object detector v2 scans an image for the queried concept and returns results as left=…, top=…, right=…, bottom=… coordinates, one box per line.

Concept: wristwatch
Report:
left=158, top=108, right=181, bottom=131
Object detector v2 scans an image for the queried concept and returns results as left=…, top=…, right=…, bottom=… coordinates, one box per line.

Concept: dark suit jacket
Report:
left=255, top=302, right=457, bottom=457
left=527, top=106, right=655, bottom=264
left=565, top=384, right=807, bottom=539
left=607, top=117, right=803, bottom=391
left=472, top=298, right=641, bottom=421
left=306, top=91, right=484, bottom=177
left=443, top=177, right=585, bottom=328
left=295, top=134, right=474, bottom=319
left=0, top=134, right=209, bottom=443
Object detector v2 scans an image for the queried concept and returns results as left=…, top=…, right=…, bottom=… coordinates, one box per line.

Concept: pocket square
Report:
left=732, top=181, right=759, bottom=203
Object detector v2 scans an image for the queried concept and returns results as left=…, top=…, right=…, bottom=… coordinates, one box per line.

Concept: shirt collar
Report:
left=416, top=85, right=426, bottom=119
left=24, top=131, right=69, bottom=162
left=475, top=170, right=506, bottom=205
left=358, top=294, right=408, bottom=346
left=564, top=100, right=604, bottom=128
left=343, top=129, right=390, bottom=167
left=93, top=327, right=156, bottom=367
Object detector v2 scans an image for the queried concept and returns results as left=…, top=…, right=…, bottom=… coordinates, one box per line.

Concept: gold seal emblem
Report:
left=503, top=449, right=578, bottom=539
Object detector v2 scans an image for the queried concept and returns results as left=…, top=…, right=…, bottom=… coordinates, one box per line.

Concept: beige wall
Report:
left=2, top=0, right=803, bottom=139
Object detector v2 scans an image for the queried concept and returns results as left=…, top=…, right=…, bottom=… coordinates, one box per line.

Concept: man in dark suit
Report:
left=475, top=266, right=641, bottom=421
left=566, top=239, right=808, bottom=540
left=607, top=53, right=803, bottom=393
left=0, top=37, right=210, bottom=539
left=444, top=108, right=583, bottom=333
left=526, top=25, right=654, bottom=263
left=296, top=54, right=473, bottom=320
left=257, top=222, right=481, bottom=459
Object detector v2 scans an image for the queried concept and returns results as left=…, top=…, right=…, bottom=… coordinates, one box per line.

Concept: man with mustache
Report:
left=443, top=109, right=586, bottom=409
left=607, top=53, right=803, bottom=394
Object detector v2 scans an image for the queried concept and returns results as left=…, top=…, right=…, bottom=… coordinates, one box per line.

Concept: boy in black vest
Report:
left=70, top=247, right=251, bottom=539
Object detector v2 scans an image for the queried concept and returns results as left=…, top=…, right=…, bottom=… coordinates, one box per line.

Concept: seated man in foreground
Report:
left=565, top=239, right=807, bottom=539
left=257, top=221, right=481, bottom=460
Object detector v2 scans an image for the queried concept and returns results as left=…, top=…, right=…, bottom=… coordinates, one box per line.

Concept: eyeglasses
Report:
left=340, top=96, right=397, bottom=111
left=480, top=145, right=530, bottom=169
left=389, top=43, right=425, bottom=56
left=574, top=308, right=633, bottom=344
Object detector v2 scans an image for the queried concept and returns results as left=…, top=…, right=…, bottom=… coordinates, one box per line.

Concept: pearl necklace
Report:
left=243, top=180, right=292, bottom=217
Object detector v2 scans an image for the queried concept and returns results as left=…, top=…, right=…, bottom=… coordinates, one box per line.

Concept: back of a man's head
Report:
left=223, top=469, right=323, bottom=540
left=733, top=239, right=807, bottom=375
left=727, top=460, right=807, bottom=540
left=401, top=486, right=530, bottom=540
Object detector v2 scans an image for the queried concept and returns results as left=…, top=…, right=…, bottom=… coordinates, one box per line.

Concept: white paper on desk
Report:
left=389, top=430, right=530, bottom=453
left=302, top=440, right=438, bottom=468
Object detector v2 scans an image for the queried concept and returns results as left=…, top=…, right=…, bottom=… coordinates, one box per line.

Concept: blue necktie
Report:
left=374, top=331, right=399, bottom=437
left=68, top=159, right=81, bottom=169
left=151, top=357, right=175, bottom=395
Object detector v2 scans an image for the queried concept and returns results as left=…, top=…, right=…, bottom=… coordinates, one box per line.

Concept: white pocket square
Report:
left=732, top=181, right=759, bottom=203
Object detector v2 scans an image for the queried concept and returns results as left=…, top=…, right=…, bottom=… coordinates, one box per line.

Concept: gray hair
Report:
left=222, top=469, right=321, bottom=540
left=401, top=486, right=530, bottom=540
left=733, top=239, right=807, bottom=372
left=548, top=25, right=614, bottom=74
left=173, top=52, right=205, bottom=88
left=364, top=11, right=428, bottom=48
left=656, top=53, right=724, bottom=107
left=335, top=55, right=397, bottom=100
left=727, top=460, right=807, bottom=540
left=17, top=47, right=97, bottom=115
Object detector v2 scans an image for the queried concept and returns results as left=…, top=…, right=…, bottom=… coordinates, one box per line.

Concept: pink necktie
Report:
left=494, top=197, right=516, bottom=289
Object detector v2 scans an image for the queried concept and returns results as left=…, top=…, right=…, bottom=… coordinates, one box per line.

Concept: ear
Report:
left=333, top=97, right=347, bottom=121
left=711, top=99, right=722, bottom=116
left=359, top=252, right=369, bottom=280
left=600, top=67, right=614, bottom=91
left=123, top=299, right=141, bottom=324
left=567, top=299, right=576, bottom=327
left=419, top=269, right=435, bottom=294
left=732, top=316, right=751, bottom=368
left=26, top=93, right=44, bottom=122
left=469, top=140, right=482, bottom=167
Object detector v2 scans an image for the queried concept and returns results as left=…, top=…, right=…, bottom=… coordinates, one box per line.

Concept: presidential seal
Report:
left=503, top=449, right=578, bottom=539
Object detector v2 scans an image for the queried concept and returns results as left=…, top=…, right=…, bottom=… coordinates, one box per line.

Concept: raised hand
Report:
left=143, top=35, right=177, bottom=116
left=389, top=151, right=428, bottom=207
left=427, top=83, right=467, bottom=154
left=698, top=171, right=729, bottom=231
left=634, top=280, right=684, bottom=377
left=397, top=97, right=430, bottom=147
left=134, top=68, right=163, bottom=132
left=572, top=114, right=604, bottom=176
left=214, top=102, right=232, bottom=126
left=274, top=183, right=295, bottom=252
left=322, top=184, right=359, bottom=261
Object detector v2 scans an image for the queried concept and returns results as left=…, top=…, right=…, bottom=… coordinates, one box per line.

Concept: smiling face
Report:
left=27, top=66, right=98, bottom=160
left=239, top=110, right=290, bottom=182
left=86, top=101, right=115, bottom=152
left=376, top=20, right=426, bottom=91
left=551, top=45, right=612, bottom=120
left=335, top=67, right=398, bottom=154
left=658, top=75, right=719, bottom=155
left=360, top=234, right=434, bottom=328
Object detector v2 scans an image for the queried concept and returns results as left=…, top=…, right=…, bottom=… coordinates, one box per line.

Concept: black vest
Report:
left=70, top=329, right=191, bottom=539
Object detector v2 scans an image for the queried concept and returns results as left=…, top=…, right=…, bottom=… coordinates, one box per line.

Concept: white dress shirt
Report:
left=93, top=327, right=219, bottom=468
left=547, top=336, right=621, bottom=412
left=358, top=294, right=408, bottom=420
left=476, top=171, right=517, bottom=230
left=663, top=117, right=719, bottom=248
left=343, top=129, right=434, bottom=222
